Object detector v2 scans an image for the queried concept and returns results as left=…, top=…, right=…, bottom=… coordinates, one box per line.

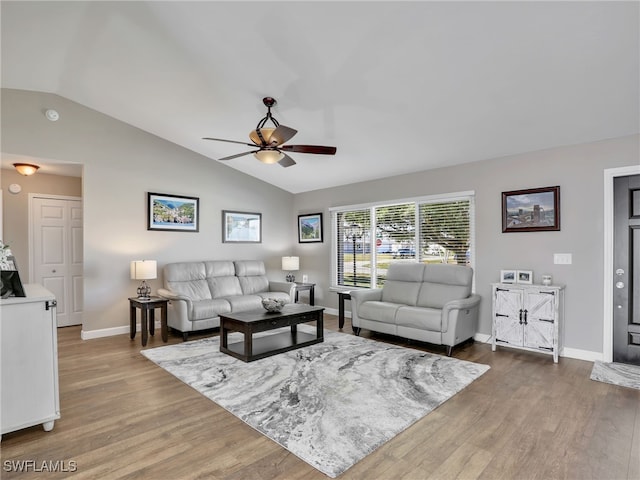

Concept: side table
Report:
left=294, top=283, right=315, bottom=306
left=336, top=291, right=351, bottom=329
left=129, top=296, right=168, bottom=347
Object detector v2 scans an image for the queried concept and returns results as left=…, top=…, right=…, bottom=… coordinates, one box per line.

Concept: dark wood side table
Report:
left=336, top=291, right=351, bottom=329
left=294, top=283, right=315, bottom=306
left=129, top=296, right=168, bottom=347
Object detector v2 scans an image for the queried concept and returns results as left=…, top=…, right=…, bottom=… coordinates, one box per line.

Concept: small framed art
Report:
left=500, top=270, right=516, bottom=283
left=298, top=213, right=323, bottom=243
left=223, top=210, right=262, bottom=243
left=517, top=270, right=533, bottom=284
left=502, top=186, right=560, bottom=233
left=148, top=192, right=199, bottom=232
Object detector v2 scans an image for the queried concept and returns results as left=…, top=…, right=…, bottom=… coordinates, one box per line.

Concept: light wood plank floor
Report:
left=1, top=313, right=639, bottom=479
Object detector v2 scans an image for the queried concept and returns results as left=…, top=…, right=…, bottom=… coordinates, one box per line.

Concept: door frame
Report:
left=603, top=165, right=640, bottom=362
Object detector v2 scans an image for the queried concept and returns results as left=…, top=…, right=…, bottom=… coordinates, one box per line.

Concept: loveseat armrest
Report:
left=441, top=293, right=481, bottom=332
left=349, top=288, right=383, bottom=306
left=268, top=281, right=296, bottom=303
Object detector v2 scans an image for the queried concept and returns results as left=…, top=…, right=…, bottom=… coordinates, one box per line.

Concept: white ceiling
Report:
left=2, top=1, right=638, bottom=193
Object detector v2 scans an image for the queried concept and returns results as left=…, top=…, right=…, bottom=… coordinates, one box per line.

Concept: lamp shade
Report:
left=282, top=256, right=299, bottom=271
left=254, top=149, right=284, bottom=164
left=130, top=260, right=157, bottom=280
left=14, top=163, right=40, bottom=176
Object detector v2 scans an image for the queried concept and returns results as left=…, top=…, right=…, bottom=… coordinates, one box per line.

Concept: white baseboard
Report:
left=81, top=321, right=162, bottom=340
left=561, top=347, right=603, bottom=362
left=474, top=333, right=491, bottom=343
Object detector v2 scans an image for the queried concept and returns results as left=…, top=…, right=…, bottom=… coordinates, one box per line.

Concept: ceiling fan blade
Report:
left=269, top=125, right=298, bottom=146
left=280, top=144, right=337, bottom=155
left=218, top=150, right=257, bottom=161
left=278, top=153, right=297, bottom=168
left=203, top=137, right=255, bottom=147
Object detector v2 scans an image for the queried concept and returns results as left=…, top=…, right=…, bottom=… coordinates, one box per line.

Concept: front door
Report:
left=32, top=196, right=83, bottom=327
left=613, top=174, right=640, bottom=365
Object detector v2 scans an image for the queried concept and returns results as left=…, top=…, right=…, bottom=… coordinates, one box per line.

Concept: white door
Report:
left=31, top=196, right=83, bottom=327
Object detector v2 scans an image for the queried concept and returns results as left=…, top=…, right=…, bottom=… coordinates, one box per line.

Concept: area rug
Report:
left=142, top=326, right=490, bottom=478
left=590, top=360, right=640, bottom=390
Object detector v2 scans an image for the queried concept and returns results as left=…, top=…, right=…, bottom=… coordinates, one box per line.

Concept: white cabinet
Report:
left=491, top=283, right=564, bottom=362
left=1, top=284, right=60, bottom=440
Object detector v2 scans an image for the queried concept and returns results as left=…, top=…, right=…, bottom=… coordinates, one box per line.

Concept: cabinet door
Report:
left=523, top=290, right=556, bottom=350
left=494, top=287, right=524, bottom=346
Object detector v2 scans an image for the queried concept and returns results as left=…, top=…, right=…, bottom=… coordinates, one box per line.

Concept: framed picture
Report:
left=517, top=270, right=533, bottom=284
left=148, top=192, right=199, bottom=232
left=500, top=269, right=517, bottom=283
left=223, top=210, right=262, bottom=243
left=502, top=186, right=560, bottom=232
left=298, top=213, right=323, bottom=243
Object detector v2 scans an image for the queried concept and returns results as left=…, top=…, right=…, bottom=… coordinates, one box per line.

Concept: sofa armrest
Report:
left=268, top=281, right=296, bottom=303
left=441, top=293, right=481, bottom=332
left=157, top=288, right=193, bottom=310
left=349, top=288, right=383, bottom=307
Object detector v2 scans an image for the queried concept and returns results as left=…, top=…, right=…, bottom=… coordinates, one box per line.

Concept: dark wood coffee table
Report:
left=219, top=304, right=324, bottom=362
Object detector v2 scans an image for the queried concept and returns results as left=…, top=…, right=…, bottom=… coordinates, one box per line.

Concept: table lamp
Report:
left=282, top=256, right=299, bottom=282
left=130, top=260, right=157, bottom=300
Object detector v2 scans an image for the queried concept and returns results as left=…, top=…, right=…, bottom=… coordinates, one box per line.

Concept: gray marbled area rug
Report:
left=590, top=360, right=640, bottom=390
left=142, top=326, right=490, bottom=478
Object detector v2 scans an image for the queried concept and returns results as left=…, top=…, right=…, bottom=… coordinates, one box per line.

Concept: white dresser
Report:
left=1, top=284, right=60, bottom=440
left=491, top=283, right=565, bottom=363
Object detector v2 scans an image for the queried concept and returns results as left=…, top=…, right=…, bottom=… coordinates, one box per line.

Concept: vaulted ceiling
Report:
left=2, top=1, right=638, bottom=193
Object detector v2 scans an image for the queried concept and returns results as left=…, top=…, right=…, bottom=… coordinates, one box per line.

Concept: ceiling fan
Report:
left=203, top=97, right=337, bottom=168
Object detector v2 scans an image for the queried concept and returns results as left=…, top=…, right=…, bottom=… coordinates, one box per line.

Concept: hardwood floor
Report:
left=1, top=313, right=639, bottom=479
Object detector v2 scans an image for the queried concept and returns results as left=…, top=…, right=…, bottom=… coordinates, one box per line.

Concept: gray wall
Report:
left=293, top=135, right=639, bottom=356
left=1, top=88, right=295, bottom=333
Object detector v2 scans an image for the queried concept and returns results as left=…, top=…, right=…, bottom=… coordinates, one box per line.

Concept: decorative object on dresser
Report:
left=502, top=185, right=560, bottom=232
left=298, top=212, right=323, bottom=243
left=130, top=260, right=157, bottom=299
left=491, top=282, right=565, bottom=362
left=147, top=192, right=199, bottom=232
left=1, top=284, right=59, bottom=440
left=142, top=324, right=490, bottom=478
left=281, top=255, right=299, bottom=282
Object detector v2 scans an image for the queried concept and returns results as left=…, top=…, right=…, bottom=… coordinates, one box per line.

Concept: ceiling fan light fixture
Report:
left=249, top=127, right=275, bottom=146
left=14, top=163, right=40, bottom=176
left=254, top=150, right=284, bottom=164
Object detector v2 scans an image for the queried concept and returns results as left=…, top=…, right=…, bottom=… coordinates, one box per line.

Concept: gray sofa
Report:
left=350, top=263, right=480, bottom=355
left=157, top=260, right=295, bottom=340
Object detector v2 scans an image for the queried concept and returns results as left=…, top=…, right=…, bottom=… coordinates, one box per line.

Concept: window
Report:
left=332, top=192, right=474, bottom=289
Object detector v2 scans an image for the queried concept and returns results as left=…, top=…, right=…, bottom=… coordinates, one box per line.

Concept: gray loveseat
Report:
left=157, top=260, right=295, bottom=340
left=350, top=263, right=480, bottom=355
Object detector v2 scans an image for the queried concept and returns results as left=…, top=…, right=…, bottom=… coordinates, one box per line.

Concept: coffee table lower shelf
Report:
left=222, top=330, right=321, bottom=362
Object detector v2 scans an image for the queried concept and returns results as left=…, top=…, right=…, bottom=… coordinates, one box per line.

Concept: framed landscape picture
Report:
left=223, top=210, right=262, bottom=243
left=148, top=192, right=199, bottom=232
left=502, top=186, right=560, bottom=233
left=298, top=213, right=323, bottom=243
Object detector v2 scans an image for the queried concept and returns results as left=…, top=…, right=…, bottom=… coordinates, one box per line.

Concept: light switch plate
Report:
left=554, top=253, right=572, bottom=265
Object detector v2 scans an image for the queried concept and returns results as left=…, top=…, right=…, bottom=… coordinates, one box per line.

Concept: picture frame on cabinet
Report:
left=500, top=270, right=516, bottom=283
left=517, top=270, right=533, bottom=284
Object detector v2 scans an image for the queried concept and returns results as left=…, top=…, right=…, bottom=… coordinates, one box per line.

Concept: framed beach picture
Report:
left=223, top=210, right=262, bottom=243
left=502, top=186, right=560, bottom=233
left=148, top=192, right=199, bottom=232
left=500, top=270, right=517, bottom=283
left=298, top=213, right=323, bottom=243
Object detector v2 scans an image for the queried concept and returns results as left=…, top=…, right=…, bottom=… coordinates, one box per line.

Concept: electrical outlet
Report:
left=554, top=253, right=572, bottom=265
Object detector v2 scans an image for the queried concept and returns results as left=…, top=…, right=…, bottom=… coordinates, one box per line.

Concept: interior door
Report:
left=32, top=196, right=83, bottom=327
left=613, top=174, right=640, bottom=365
left=494, top=287, right=523, bottom=346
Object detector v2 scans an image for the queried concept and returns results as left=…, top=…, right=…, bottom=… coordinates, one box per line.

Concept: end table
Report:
left=294, top=283, right=315, bottom=306
left=129, top=296, right=168, bottom=347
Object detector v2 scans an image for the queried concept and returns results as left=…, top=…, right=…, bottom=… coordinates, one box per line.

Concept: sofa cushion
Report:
left=234, top=260, right=266, bottom=276
left=380, top=263, right=424, bottom=306
left=191, top=298, right=232, bottom=321
left=358, top=301, right=403, bottom=324
left=164, top=262, right=212, bottom=301
left=225, top=295, right=263, bottom=311
left=209, top=276, right=243, bottom=298
left=417, top=264, right=473, bottom=309
left=395, top=306, right=442, bottom=331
